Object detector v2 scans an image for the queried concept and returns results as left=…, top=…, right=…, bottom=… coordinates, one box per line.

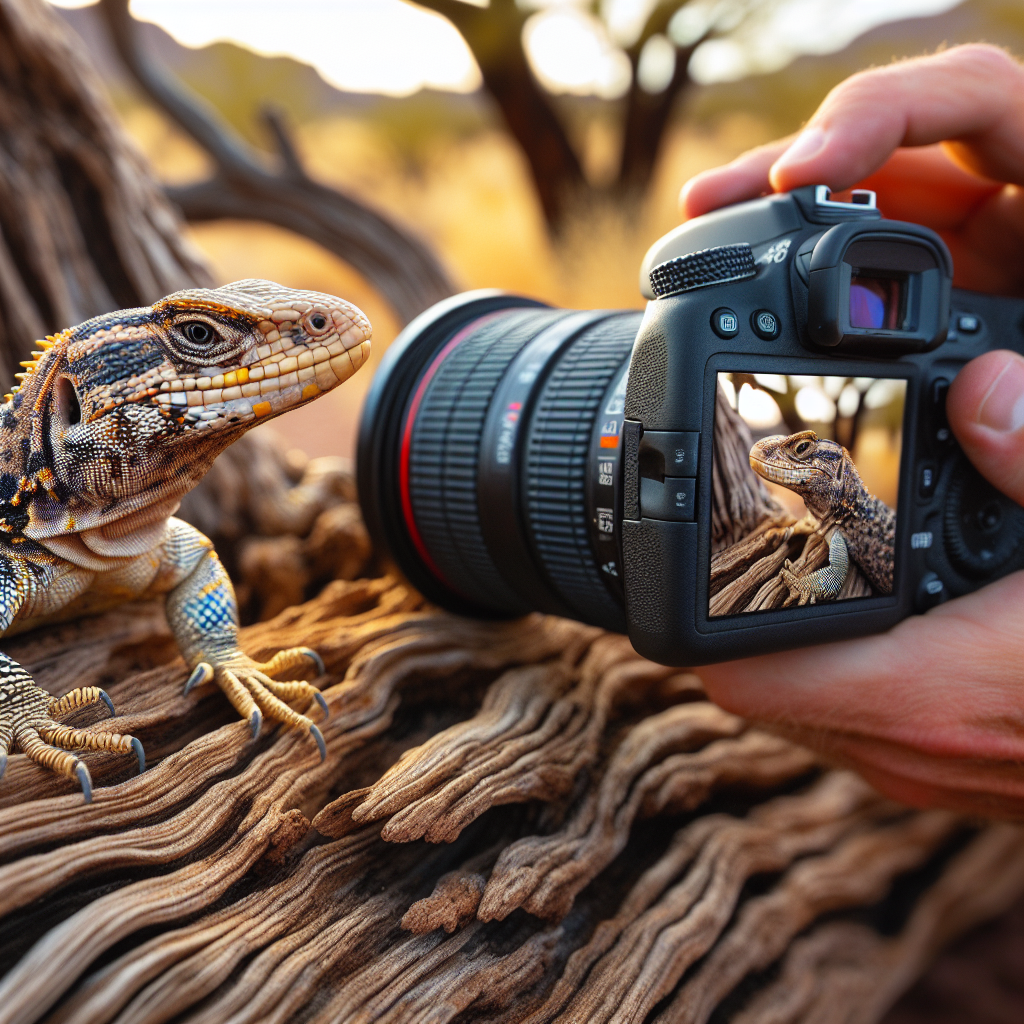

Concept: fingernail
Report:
left=978, top=355, right=1024, bottom=432
left=773, top=127, right=826, bottom=171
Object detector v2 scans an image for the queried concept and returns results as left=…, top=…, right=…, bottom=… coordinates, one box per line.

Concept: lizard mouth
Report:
left=748, top=457, right=820, bottom=487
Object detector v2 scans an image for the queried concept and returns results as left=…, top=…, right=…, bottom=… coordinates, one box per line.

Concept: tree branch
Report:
left=97, top=0, right=457, bottom=324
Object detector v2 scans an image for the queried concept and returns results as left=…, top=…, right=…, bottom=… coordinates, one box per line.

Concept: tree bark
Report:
left=0, top=0, right=209, bottom=391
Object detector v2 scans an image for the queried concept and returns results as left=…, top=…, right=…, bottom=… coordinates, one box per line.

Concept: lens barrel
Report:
left=358, top=292, right=640, bottom=632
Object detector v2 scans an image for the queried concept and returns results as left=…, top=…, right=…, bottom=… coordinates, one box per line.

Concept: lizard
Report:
left=748, top=430, right=895, bottom=604
left=0, top=279, right=370, bottom=801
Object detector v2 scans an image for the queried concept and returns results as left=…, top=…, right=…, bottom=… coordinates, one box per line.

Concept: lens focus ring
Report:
left=524, top=317, right=636, bottom=629
left=408, top=310, right=562, bottom=610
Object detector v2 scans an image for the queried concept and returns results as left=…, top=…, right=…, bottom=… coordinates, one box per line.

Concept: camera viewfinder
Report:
left=849, top=272, right=906, bottom=330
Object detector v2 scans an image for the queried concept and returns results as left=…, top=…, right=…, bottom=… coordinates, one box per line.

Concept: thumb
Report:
left=947, top=350, right=1024, bottom=505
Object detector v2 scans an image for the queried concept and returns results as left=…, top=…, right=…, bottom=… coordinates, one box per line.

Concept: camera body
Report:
left=358, top=185, right=1024, bottom=668
left=623, top=185, right=1024, bottom=664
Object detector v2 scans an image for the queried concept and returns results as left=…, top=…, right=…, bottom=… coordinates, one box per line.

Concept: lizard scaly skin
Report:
left=0, top=280, right=370, bottom=800
left=748, top=430, right=895, bottom=603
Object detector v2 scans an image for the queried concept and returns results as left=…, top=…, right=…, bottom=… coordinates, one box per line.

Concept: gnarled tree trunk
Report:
left=0, top=0, right=209, bottom=391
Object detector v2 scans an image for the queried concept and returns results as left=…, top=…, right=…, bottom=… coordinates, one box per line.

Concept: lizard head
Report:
left=748, top=430, right=854, bottom=520
left=0, top=280, right=370, bottom=535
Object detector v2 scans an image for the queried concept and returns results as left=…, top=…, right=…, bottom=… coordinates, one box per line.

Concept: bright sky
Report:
left=50, top=0, right=964, bottom=97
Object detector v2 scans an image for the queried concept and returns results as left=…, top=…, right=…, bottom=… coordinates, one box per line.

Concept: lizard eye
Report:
left=182, top=322, right=216, bottom=345
left=305, top=312, right=329, bottom=334
left=793, top=440, right=813, bottom=457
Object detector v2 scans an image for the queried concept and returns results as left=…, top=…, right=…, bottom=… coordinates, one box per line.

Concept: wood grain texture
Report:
left=0, top=484, right=1020, bottom=1024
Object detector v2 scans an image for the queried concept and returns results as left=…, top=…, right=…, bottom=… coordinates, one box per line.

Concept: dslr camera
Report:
left=358, top=185, right=1024, bottom=665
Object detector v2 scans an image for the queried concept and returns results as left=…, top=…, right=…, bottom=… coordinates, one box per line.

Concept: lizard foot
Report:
left=0, top=667, right=145, bottom=802
left=780, top=564, right=814, bottom=607
left=185, top=649, right=328, bottom=761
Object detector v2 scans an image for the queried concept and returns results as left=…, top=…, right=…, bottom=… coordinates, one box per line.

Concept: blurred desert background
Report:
left=51, top=0, right=1024, bottom=458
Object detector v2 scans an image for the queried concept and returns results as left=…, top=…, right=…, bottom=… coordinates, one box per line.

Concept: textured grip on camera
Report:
left=648, top=244, right=757, bottom=298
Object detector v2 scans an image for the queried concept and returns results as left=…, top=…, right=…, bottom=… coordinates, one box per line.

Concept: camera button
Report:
left=916, top=572, right=948, bottom=612
left=639, top=431, right=698, bottom=478
left=640, top=476, right=695, bottom=522
left=711, top=308, right=739, bottom=339
left=918, top=463, right=937, bottom=499
left=751, top=309, right=779, bottom=340
left=957, top=314, right=980, bottom=334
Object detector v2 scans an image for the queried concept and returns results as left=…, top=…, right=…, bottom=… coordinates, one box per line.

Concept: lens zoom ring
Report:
left=525, top=318, right=637, bottom=626
left=409, top=310, right=562, bottom=608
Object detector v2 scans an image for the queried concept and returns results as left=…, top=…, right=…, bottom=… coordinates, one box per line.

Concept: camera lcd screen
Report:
left=710, top=373, right=906, bottom=617
left=850, top=273, right=905, bottom=329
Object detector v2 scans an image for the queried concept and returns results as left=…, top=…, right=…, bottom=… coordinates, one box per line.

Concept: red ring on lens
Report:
left=398, top=313, right=502, bottom=589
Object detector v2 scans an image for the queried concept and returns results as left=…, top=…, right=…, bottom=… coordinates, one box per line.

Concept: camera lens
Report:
left=358, top=293, right=640, bottom=632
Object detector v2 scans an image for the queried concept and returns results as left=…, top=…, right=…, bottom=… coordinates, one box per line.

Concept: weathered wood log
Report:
left=0, top=488, right=1020, bottom=1024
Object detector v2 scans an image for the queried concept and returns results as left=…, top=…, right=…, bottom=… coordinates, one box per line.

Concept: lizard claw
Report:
left=98, top=689, right=116, bottom=717
left=314, top=690, right=329, bottom=721
left=310, top=723, right=326, bottom=762
left=185, top=662, right=214, bottom=695
left=301, top=649, right=326, bottom=677
left=131, top=737, right=146, bottom=774
left=76, top=762, right=93, bottom=804
left=250, top=708, right=263, bottom=740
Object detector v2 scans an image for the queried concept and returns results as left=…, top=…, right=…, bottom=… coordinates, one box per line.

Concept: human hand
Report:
left=684, top=45, right=1024, bottom=818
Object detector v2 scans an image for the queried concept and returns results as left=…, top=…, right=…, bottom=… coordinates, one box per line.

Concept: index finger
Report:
left=681, top=44, right=1024, bottom=218
left=768, top=44, right=1024, bottom=192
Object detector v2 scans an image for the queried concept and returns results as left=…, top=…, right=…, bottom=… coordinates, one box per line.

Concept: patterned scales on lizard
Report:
left=0, top=280, right=370, bottom=800
left=748, top=430, right=896, bottom=605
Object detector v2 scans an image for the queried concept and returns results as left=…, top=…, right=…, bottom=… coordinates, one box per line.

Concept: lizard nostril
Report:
left=56, top=377, right=81, bottom=426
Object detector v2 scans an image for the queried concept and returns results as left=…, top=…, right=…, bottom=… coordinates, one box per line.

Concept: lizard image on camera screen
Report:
left=0, top=280, right=370, bottom=800
left=748, top=430, right=896, bottom=605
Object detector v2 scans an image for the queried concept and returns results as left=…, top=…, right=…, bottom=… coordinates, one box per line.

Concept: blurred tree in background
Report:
left=413, top=0, right=1024, bottom=234
left=416, top=0, right=761, bottom=231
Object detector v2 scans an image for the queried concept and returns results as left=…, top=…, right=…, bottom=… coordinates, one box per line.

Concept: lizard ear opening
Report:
left=56, top=377, right=81, bottom=427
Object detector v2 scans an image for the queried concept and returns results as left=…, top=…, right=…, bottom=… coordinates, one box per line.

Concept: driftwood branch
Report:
left=96, top=0, right=457, bottom=325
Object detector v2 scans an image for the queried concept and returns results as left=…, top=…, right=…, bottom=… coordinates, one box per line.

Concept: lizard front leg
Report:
left=780, top=530, right=850, bottom=606
left=0, top=552, right=143, bottom=799
left=163, top=521, right=327, bottom=759
left=0, top=655, right=143, bottom=800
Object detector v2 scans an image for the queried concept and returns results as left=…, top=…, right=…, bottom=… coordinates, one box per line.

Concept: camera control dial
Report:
left=648, top=243, right=756, bottom=298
